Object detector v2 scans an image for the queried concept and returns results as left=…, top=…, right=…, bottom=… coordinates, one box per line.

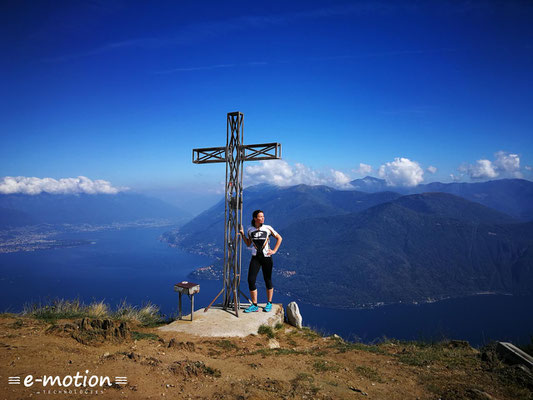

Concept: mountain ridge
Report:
left=350, top=177, right=533, bottom=221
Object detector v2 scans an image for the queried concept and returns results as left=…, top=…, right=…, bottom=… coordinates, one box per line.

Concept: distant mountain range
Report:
left=0, top=192, right=190, bottom=228
left=351, top=177, right=533, bottom=221
left=162, top=178, right=533, bottom=307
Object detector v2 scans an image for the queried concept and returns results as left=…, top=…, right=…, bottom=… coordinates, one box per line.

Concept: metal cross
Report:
left=192, top=111, right=282, bottom=317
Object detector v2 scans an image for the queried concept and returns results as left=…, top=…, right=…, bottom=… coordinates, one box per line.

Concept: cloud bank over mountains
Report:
left=244, top=158, right=426, bottom=189
left=0, top=176, right=125, bottom=195
left=244, top=160, right=351, bottom=188
left=458, top=151, right=522, bottom=180
left=3, top=151, right=527, bottom=196
left=244, top=149, right=528, bottom=190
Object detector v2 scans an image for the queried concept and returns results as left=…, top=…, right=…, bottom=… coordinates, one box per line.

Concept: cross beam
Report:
left=192, top=111, right=281, bottom=317
left=193, top=142, right=282, bottom=164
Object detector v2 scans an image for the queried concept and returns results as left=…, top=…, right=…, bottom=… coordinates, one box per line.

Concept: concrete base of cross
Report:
left=158, top=303, right=284, bottom=337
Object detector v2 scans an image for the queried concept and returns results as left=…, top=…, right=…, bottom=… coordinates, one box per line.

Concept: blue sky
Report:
left=1, top=0, right=532, bottom=210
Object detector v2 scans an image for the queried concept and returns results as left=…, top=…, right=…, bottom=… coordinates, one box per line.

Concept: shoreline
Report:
left=0, top=221, right=178, bottom=254
left=164, top=239, right=522, bottom=312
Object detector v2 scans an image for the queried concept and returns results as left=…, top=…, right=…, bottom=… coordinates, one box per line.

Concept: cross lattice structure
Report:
left=192, top=111, right=282, bottom=317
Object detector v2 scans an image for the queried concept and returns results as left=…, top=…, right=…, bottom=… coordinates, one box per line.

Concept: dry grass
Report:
left=21, top=298, right=165, bottom=326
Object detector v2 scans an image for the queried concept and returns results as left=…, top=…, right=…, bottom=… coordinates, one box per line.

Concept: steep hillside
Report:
left=276, top=194, right=533, bottom=307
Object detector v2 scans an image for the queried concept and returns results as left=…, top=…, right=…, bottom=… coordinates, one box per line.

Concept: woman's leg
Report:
left=261, top=257, right=274, bottom=302
left=248, top=256, right=261, bottom=303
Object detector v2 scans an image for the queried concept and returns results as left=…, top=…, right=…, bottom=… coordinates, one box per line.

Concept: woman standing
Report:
left=239, top=210, right=282, bottom=312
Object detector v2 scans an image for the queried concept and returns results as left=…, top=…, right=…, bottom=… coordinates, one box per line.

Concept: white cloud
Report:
left=459, top=151, right=522, bottom=180
left=526, top=165, right=532, bottom=171
left=377, top=157, right=424, bottom=187
left=331, top=169, right=351, bottom=187
left=244, top=160, right=352, bottom=189
left=0, top=176, right=125, bottom=195
left=463, top=159, right=498, bottom=179
left=353, top=163, right=373, bottom=176
left=494, top=151, right=522, bottom=177
left=427, top=165, right=437, bottom=174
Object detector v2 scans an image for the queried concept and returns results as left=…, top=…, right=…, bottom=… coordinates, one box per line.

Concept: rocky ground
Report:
left=0, top=315, right=532, bottom=400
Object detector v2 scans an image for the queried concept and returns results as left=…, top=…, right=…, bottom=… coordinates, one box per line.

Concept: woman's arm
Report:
left=267, top=232, right=282, bottom=255
left=239, top=225, right=252, bottom=247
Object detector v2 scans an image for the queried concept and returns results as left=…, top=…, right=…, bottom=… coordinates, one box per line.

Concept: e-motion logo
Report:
left=8, top=371, right=127, bottom=390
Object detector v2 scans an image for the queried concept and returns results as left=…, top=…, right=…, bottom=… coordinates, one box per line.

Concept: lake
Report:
left=1, top=226, right=532, bottom=347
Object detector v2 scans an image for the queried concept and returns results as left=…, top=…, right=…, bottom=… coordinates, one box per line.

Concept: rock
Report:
left=268, top=339, right=280, bottom=349
left=70, top=318, right=131, bottom=344
left=126, top=352, right=141, bottom=361
left=285, top=302, right=302, bottom=328
left=349, top=386, right=368, bottom=396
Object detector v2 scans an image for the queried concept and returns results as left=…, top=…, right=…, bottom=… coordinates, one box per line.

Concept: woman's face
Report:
left=254, top=212, right=265, bottom=226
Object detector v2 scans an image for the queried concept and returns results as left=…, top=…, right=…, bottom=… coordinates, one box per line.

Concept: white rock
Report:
left=286, top=301, right=303, bottom=328
left=268, top=339, right=280, bottom=349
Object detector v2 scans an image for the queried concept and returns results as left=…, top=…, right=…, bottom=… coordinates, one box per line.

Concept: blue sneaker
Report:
left=263, top=302, right=272, bottom=312
left=244, top=304, right=259, bottom=313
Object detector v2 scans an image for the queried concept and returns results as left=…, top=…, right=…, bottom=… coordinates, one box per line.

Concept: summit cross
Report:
left=192, top=111, right=282, bottom=317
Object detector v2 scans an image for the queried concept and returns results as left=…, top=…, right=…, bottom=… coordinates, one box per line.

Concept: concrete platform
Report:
left=158, top=303, right=284, bottom=338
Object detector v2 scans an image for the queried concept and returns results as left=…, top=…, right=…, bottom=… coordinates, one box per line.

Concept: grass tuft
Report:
left=212, top=339, right=239, bottom=351
left=395, top=341, right=477, bottom=368
left=9, top=319, right=25, bottom=329
left=355, top=365, right=384, bottom=383
left=132, top=331, right=160, bottom=341
left=327, top=338, right=385, bottom=355
left=87, top=301, right=109, bottom=318
left=203, top=365, right=222, bottom=377
left=23, top=299, right=92, bottom=322
left=313, top=359, right=340, bottom=372
left=21, top=298, right=166, bottom=326
left=245, top=348, right=309, bottom=357
left=114, top=300, right=163, bottom=326
left=258, top=324, right=275, bottom=338
left=291, top=372, right=320, bottom=395
left=301, top=327, right=322, bottom=341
